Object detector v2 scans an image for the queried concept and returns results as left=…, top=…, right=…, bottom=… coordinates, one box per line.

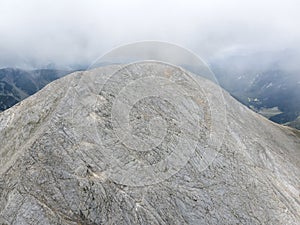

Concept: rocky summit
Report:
left=0, top=62, right=299, bottom=225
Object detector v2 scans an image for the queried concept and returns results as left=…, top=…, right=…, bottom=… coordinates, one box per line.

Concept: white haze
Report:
left=0, top=0, right=300, bottom=69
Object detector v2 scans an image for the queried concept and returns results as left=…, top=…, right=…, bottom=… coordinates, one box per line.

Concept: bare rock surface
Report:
left=0, top=62, right=299, bottom=225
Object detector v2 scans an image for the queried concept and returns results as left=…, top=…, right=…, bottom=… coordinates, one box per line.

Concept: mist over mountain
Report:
left=1, top=0, right=299, bottom=129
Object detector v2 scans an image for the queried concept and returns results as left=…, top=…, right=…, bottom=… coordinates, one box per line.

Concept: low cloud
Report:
left=0, top=0, right=299, bottom=69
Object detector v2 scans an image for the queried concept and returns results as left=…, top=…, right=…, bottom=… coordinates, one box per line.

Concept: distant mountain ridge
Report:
left=211, top=64, right=300, bottom=130
left=0, top=68, right=71, bottom=111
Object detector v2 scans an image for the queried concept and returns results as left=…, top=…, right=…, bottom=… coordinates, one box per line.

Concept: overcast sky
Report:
left=0, top=0, right=300, bottom=69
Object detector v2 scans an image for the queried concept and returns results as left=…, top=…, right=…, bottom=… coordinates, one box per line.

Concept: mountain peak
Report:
left=0, top=62, right=299, bottom=224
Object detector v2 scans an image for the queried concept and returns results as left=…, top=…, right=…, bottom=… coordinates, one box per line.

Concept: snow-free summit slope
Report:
left=0, top=62, right=299, bottom=224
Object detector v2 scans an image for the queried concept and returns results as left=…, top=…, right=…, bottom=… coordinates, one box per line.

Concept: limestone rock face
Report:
left=0, top=62, right=299, bottom=225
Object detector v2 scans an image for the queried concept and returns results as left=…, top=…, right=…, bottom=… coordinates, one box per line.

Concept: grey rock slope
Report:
left=0, top=62, right=299, bottom=225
